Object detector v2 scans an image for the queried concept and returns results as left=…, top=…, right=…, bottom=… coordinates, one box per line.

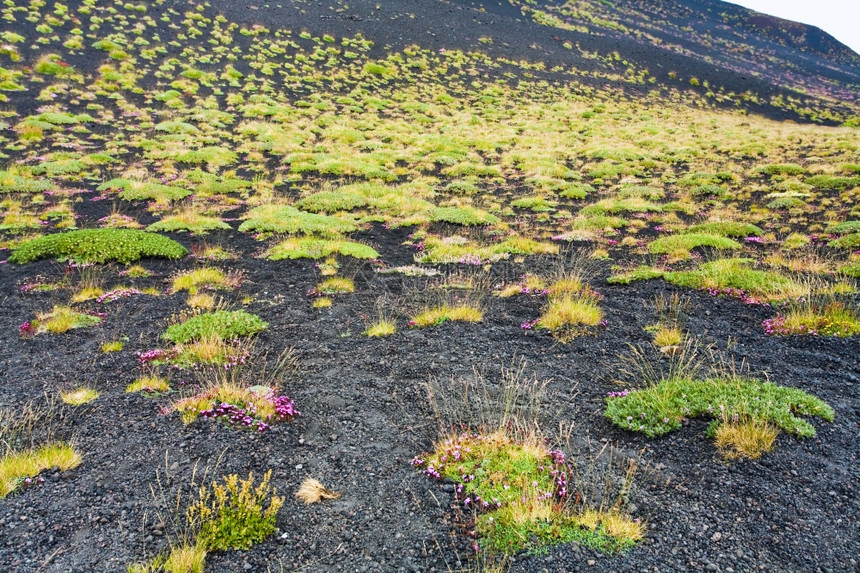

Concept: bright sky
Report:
left=729, top=0, right=860, bottom=56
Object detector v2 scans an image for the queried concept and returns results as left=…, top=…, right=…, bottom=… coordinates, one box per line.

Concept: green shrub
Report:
left=648, top=233, right=742, bottom=254
left=163, top=310, right=267, bottom=343
left=188, top=471, right=284, bottom=551
left=10, top=229, right=187, bottom=264
left=605, top=377, right=833, bottom=439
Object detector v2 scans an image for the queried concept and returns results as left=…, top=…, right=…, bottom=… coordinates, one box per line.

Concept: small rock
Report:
left=711, top=532, right=722, bottom=542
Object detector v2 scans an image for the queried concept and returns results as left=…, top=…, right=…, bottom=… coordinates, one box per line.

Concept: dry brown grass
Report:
left=714, top=417, right=779, bottom=460
left=294, top=478, right=340, bottom=504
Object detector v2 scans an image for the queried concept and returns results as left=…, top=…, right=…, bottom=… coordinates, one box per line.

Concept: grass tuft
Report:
left=60, top=386, right=100, bottom=405
left=411, top=304, right=483, bottom=328
left=1, top=443, right=81, bottom=498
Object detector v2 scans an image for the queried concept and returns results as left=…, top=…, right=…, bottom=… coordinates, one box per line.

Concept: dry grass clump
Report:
left=653, top=325, right=684, bottom=347
left=411, top=304, right=483, bottom=327
left=364, top=319, right=396, bottom=337
left=1, top=443, right=82, bottom=498
left=126, top=376, right=171, bottom=394
left=60, top=386, right=100, bottom=405
left=101, top=340, right=124, bottom=353
left=294, top=478, right=341, bottom=504
left=714, top=416, right=779, bottom=460
left=187, top=293, right=216, bottom=309
left=171, top=267, right=240, bottom=294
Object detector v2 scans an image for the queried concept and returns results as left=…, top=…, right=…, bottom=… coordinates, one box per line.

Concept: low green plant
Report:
left=828, top=233, right=860, bottom=250
left=264, top=237, right=378, bottom=260
left=826, top=221, right=860, bottom=235
left=101, top=340, right=124, bottom=353
left=311, top=276, right=355, bottom=295
left=430, top=206, right=499, bottom=226
left=126, top=376, right=171, bottom=394
left=804, top=174, right=860, bottom=190
left=605, top=377, right=834, bottom=440
left=648, top=233, right=742, bottom=256
left=10, top=229, right=187, bottom=264
left=26, top=305, right=102, bottom=335
left=238, top=204, right=356, bottom=236
left=686, top=222, right=763, bottom=237
left=163, top=311, right=267, bottom=343
left=147, top=213, right=231, bottom=235
left=755, top=163, right=807, bottom=176
left=171, top=268, right=238, bottom=294
left=415, top=235, right=557, bottom=264
left=611, top=260, right=803, bottom=302
left=97, top=179, right=192, bottom=202
left=416, top=431, right=642, bottom=554
left=666, top=259, right=803, bottom=301
left=763, top=300, right=860, bottom=337
left=187, top=471, right=284, bottom=551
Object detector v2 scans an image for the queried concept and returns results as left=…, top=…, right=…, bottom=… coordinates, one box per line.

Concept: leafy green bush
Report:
left=10, top=229, right=187, bottom=264
left=163, top=311, right=267, bottom=343
left=605, top=377, right=834, bottom=439
left=188, top=471, right=283, bottom=551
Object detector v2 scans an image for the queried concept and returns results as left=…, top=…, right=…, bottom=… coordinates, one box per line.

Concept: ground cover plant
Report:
left=162, top=311, right=267, bottom=344
left=0, top=0, right=858, bottom=570
left=9, top=229, right=188, bottom=264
